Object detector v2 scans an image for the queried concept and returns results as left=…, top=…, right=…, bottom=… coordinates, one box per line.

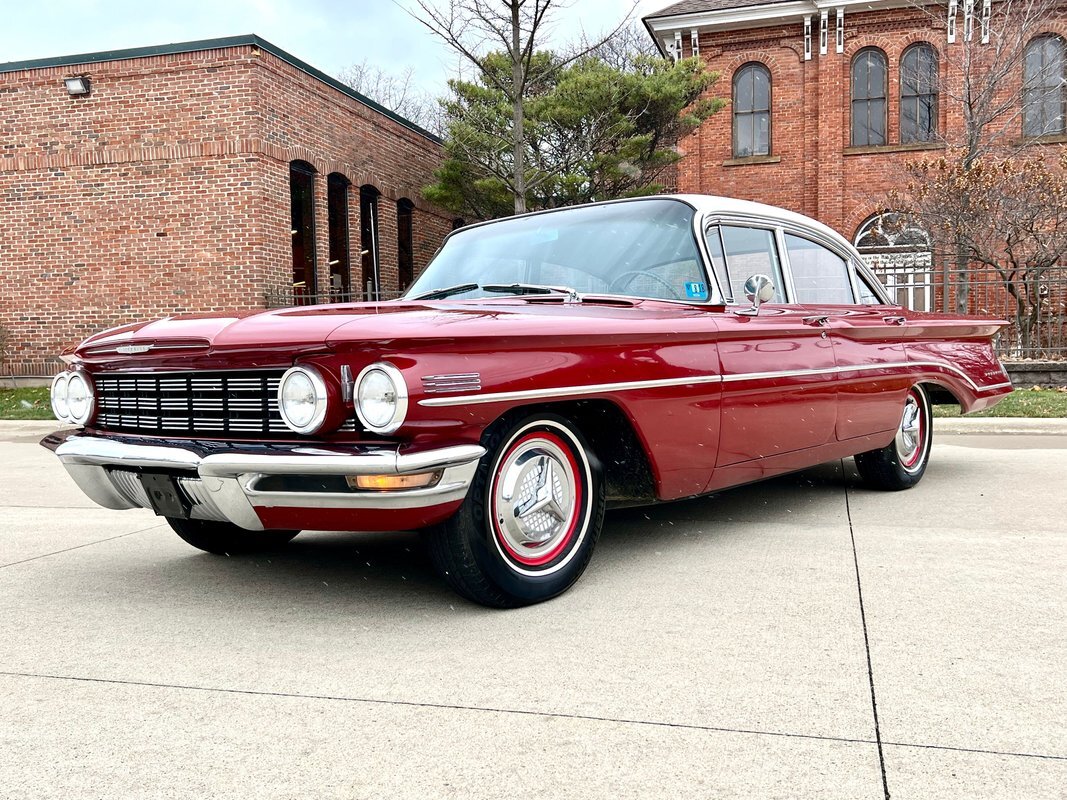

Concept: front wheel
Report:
left=854, top=384, right=932, bottom=491
left=167, top=518, right=299, bottom=555
left=425, top=414, right=605, bottom=608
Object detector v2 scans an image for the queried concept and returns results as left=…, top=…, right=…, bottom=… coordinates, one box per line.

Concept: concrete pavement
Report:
left=1, top=421, right=1064, bottom=799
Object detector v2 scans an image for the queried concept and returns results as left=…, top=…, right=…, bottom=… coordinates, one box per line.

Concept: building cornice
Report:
left=643, top=0, right=919, bottom=53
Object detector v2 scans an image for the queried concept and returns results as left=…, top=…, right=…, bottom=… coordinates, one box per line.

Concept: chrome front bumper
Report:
left=46, top=432, right=485, bottom=531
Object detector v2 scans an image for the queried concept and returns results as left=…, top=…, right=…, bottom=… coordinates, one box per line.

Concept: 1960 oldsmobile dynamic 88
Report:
left=43, top=195, right=1012, bottom=607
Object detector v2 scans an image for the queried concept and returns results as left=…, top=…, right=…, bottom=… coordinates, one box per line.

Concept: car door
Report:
left=782, top=233, right=912, bottom=441
left=706, top=223, right=839, bottom=466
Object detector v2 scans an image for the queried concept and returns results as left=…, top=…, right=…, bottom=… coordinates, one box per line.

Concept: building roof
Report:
left=645, top=0, right=788, bottom=18
left=0, top=34, right=440, bottom=143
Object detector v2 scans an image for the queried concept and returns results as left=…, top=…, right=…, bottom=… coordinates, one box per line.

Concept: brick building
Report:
left=643, top=0, right=1067, bottom=326
left=0, top=35, right=454, bottom=377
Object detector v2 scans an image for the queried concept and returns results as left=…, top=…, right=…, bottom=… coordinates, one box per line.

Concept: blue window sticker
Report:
left=684, top=281, right=708, bottom=300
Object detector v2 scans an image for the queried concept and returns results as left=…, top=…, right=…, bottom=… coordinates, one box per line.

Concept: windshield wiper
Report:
left=482, top=283, right=579, bottom=300
left=408, top=282, right=480, bottom=300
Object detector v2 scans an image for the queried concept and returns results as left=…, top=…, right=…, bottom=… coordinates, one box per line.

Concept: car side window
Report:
left=854, top=264, right=886, bottom=305
left=784, top=234, right=854, bottom=304
left=719, top=225, right=786, bottom=303
left=703, top=226, right=732, bottom=302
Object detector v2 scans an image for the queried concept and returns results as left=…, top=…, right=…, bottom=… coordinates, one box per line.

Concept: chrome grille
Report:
left=94, top=371, right=291, bottom=437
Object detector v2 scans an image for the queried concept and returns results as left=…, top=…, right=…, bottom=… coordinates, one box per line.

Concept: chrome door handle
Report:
left=803, top=315, right=830, bottom=326
left=883, top=316, right=907, bottom=326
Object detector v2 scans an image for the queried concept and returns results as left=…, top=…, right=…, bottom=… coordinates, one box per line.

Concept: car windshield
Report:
left=405, top=199, right=709, bottom=302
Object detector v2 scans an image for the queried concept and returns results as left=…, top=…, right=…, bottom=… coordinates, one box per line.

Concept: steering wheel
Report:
left=609, top=270, right=683, bottom=300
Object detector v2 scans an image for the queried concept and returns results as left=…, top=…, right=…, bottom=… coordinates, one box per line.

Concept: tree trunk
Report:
left=954, top=239, right=970, bottom=315
left=510, top=1, right=526, bottom=215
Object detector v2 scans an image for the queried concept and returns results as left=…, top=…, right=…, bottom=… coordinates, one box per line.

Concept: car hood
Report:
left=74, top=298, right=709, bottom=362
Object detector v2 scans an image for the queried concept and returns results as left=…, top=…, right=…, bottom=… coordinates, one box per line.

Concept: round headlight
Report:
left=65, top=372, right=95, bottom=425
left=50, top=373, right=70, bottom=422
left=277, top=366, right=329, bottom=434
left=355, top=363, right=408, bottom=434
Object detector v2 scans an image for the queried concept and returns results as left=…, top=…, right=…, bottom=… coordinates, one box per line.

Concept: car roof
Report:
left=669, top=194, right=856, bottom=254
left=453, top=194, right=858, bottom=258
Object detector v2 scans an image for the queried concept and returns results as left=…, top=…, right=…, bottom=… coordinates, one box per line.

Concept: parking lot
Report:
left=1, top=420, right=1064, bottom=799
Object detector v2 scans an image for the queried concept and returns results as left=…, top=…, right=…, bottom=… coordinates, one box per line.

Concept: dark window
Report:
left=900, top=44, right=939, bottom=143
left=289, top=160, right=316, bottom=303
left=397, top=198, right=415, bottom=291
left=360, top=185, right=381, bottom=300
left=784, top=234, right=854, bottom=304
left=452, top=218, right=467, bottom=231
left=733, top=63, right=771, bottom=157
left=718, top=226, right=785, bottom=304
left=1023, top=35, right=1066, bottom=138
left=327, top=173, right=351, bottom=300
left=852, top=48, right=888, bottom=146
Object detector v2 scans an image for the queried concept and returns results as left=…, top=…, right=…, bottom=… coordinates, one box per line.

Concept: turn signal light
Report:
left=347, top=472, right=442, bottom=491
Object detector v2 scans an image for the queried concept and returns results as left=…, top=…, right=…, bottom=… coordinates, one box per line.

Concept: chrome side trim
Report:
left=419, top=375, right=725, bottom=407
left=418, top=360, right=1009, bottom=407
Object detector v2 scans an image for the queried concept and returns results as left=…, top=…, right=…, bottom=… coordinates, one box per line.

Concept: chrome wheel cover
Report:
left=492, top=436, right=578, bottom=565
left=895, top=390, right=925, bottom=473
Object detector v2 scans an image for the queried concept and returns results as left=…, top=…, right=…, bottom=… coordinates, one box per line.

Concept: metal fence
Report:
left=264, top=285, right=404, bottom=308
left=866, top=257, right=1067, bottom=361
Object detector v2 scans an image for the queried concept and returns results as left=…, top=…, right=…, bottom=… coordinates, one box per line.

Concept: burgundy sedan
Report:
left=43, top=195, right=1011, bottom=607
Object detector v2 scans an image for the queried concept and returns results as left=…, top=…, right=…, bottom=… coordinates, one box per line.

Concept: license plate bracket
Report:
left=139, top=473, right=191, bottom=519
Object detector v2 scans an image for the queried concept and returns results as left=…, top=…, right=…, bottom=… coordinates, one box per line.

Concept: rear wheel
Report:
left=167, top=518, right=299, bottom=555
left=854, top=384, right=932, bottom=491
left=425, top=414, right=605, bottom=608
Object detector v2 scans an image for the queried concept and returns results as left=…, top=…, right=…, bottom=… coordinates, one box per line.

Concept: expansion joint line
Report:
left=844, top=469, right=891, bottom=800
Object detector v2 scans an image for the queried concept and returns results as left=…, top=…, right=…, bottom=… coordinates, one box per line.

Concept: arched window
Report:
left=327, top=173, right=351, bottom=300
left=397, top=199, right=415, bottom=292
left=359, top=185, right=381, bottom=301
left=732, top=63, right=771, bottom=157
left=289, top=160, right=317, bottom=303
left=1023, top=34, right=1066, bottom=138
left=854, top=212, right=933, bottom=311
left=900, top=43, right=939, bottom=143
left=851, top=48, right=888, bottom=146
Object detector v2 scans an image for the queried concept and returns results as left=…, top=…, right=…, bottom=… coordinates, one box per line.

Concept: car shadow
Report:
left=93, top=459, right=859, bottom=611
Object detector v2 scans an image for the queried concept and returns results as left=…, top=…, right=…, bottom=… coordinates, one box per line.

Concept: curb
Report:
left=934, top=417, right=1067, bottom=436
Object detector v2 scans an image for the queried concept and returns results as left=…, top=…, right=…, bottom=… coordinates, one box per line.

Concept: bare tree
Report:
left=405, top=0, right=637, bottom=213
left=336, top=60, right=441, bottom=132
left=888, top=0, right=1067, bottom=319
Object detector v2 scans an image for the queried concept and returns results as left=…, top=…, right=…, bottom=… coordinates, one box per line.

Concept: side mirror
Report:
left=737, top=274, right=775, bottom=316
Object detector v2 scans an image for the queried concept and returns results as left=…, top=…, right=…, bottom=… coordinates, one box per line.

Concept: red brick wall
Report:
left=676, top=6, right=1067, bottom=241
left=0, top=43, right=451, bottom=375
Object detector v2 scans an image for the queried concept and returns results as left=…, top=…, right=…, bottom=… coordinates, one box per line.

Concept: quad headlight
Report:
left=50, top=370, right=95, bottom=425
left=355, top=363, right=408, bottom=434
left=277, top=365, right=329, bottom=435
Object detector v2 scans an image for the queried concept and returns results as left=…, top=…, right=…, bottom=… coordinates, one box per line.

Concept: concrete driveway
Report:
left=1, top=421, right=1064, bottom=799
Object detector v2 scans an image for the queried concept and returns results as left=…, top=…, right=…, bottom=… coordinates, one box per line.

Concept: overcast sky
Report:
left=1, top=0, right=667, bottom=99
